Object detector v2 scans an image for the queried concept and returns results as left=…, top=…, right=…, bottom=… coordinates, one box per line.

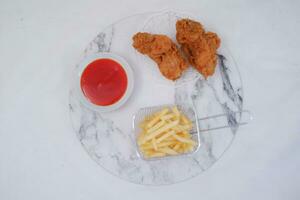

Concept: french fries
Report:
left=137, top=106, right=197, bottom=158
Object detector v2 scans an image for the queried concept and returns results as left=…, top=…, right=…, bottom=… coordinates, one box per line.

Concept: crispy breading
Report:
left=133, top=32, right=188, bottom=81
left=176, top=19, right=220, bottom=78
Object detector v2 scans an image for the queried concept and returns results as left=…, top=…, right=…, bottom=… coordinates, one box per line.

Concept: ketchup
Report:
left=80, top=58, right=128, bottom=106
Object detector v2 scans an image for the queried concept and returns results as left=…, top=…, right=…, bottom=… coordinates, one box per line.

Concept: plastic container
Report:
left=133, top=104, right=201, bottom=160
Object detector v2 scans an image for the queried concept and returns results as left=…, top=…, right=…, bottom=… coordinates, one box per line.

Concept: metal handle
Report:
left=196, top=110, right=252, bottom=132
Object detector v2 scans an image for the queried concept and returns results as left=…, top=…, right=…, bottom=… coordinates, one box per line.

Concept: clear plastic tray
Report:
left=133, top=104, right=201, bottom=160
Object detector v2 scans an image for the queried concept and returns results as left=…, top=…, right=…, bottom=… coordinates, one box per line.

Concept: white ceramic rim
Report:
left=76, top=52, right=134, bottom=112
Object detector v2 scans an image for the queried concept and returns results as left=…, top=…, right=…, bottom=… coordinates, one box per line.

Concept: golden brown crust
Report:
left=176, top=19, right=221, bottom=78
left=133, top=32, right=188, bottom=80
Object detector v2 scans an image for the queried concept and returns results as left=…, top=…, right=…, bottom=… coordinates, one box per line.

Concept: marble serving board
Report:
left=69, top=11, right=243, bottom=185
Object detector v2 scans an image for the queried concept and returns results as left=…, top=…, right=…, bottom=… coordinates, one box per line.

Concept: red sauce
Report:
left=80, top=58, right=128, bottom=106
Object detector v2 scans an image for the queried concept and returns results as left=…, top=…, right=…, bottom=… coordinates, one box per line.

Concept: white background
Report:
left=1, top=0, right=300, bottom=199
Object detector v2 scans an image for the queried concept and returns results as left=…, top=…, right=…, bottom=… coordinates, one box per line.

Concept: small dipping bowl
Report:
left=77, top=52, right=134, bottom=112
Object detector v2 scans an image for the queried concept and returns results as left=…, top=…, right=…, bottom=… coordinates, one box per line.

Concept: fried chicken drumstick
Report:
left=176, top=19, right=221, bottom=78
left=132, top=32, right=188, bottom=80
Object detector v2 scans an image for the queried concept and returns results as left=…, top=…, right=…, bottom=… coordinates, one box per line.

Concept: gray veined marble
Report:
left=84, top=26, right=114, bottom=55
left=69, top=11, right=243, bottom=185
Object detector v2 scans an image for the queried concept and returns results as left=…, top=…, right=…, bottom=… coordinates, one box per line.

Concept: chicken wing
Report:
left=176, top=19, right=221, bottom=78
left=132, top=32, right=188, bottom=81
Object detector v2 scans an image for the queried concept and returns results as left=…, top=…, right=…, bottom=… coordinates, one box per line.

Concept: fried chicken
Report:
left=132, top=32, right=188, bottom=81
left=176, top=19, right=221, bottom=78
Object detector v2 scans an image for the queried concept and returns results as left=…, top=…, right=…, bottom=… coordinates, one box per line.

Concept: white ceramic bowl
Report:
left=76, top=52, right=134, bottom=112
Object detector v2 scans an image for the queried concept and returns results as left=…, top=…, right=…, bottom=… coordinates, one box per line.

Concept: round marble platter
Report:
left=69, top=11, right=243, bottom=185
